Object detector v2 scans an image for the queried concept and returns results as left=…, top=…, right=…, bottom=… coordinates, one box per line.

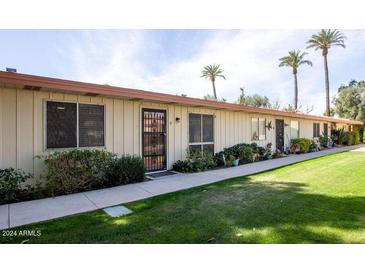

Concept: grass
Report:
left=1, top=151, right=365, bottom=244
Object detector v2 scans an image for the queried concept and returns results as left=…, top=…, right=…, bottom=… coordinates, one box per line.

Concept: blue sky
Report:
left=1, top=29, right=364, bottom=114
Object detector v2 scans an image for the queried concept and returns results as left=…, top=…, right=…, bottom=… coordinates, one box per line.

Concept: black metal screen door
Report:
left=275, top=119, right=285, bottom=152
left=142, top=109, right=167, bottom=172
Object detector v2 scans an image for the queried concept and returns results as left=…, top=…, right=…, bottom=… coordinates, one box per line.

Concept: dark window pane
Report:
left=203, top=144, right=214, bottom=154
left=189, top=145, right=202, bottom=154
left=46, top=101, right=77, bottom=149
left=324, top=123, right=328, bottom=135
left=189, top=114, right=201, bottom=143
left=313, top=123, right=320, bottom=137
left=202, top=115, right=214, bottom=142
left=79, top=104, right=105, bottom=147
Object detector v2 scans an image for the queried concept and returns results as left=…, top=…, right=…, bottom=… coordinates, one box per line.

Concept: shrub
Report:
left=309, top=140, right=320, bottom=152
left=173, top=150, right=216, bottom=173
left=190, top=150, right=216, bottom=171
left=105, top=155, right=146, bottom=186
left=172, top=160, right=193, bottom=172
left=290, top=138, right=311, bottom=153
left=39, top=150, right=147, bottom=195
left=240, top=145, right=254, bottom=163
left=353, top=126, right=360, bottom=145
left=319, top=134, right=329, bottom=148
left=214, top=151, right=225, bottom=167
left=341, top=131, right=354, bottom=146
left=39, top=149, right=113, bottom=195
left=0, top=168, right=32, bottom=203
left=331, top=128, right=345, bottom=145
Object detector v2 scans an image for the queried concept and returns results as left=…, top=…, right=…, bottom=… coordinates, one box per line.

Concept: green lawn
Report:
left=2, top=151, right=365, bottom=244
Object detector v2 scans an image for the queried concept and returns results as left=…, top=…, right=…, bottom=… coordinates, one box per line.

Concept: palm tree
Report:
left=279, top=50, right=313, bottom=110
left=306, top=29, right=346, bottom=116
left=201, top=64, right=226, bottom=99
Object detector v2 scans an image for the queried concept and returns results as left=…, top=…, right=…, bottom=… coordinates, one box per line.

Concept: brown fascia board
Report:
left=0, top=71, right=363, bottom=125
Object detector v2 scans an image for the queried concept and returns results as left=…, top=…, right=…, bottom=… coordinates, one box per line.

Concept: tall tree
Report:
left=201, top=64, right=226, bottom=99
left=334, top=80, right=365, bottom=121
left=307, top=29, right=346, bottom=116
left=236, top=89, right=272, bottom=108
left=279, top=50, right=312, bottom=111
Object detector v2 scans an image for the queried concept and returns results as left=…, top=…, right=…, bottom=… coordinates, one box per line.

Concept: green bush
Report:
left=105, top=155, right=146, bottom=186
left=214, top=151, right=225, bottom=167
left=39, top=149, right=146, bottom=196
left=290, top=138, right=311, bottom=153
left=39, top=149, right=113, bottom=195
left=319, top=134, right=329, bottom=148
left=240, top=146, right=254, bottom=163
left=341, top=132, right=354, bottom=146
left=309, top=140, right=320, bottom=152
left=172, top=160, right=193, bottom=172
left=353, top=126, right=360, bottom=145
left=173, top=150, right=216, bottom=173
left=331, top=128, right=345, bottom=145
left=0, top=168, right=32, bottom=203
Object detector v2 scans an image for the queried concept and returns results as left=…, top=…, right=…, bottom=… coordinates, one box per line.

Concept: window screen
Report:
left=79, top=104, right=105, bottom=147
left=202, top=115, right=214, bottom=142
left=290, top=121, right=299, bottom=139
left=46, top=101, right=77, bottom=149
left=189, top=114, right=202, bottom=143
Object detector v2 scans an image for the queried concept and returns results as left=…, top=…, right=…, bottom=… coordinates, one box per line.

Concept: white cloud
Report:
left=59, top=29, right=365, bottom=115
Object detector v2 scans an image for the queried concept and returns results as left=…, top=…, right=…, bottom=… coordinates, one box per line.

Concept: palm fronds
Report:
left=306, top=29, right=346, bottom=51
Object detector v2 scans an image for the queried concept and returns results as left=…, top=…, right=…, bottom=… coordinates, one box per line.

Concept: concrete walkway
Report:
left=1, top=144, right=364, bottom=229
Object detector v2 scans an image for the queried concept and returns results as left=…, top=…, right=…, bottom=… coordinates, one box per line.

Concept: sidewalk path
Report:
left=1, top=144, right=364, bottom=229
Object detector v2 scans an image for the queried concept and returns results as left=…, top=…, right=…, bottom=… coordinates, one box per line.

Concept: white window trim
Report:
left=188, top=113, right=214, bottom=151
left=251, top=117, right=266, bottom=141
left=44, top=99, right=106, bottom=151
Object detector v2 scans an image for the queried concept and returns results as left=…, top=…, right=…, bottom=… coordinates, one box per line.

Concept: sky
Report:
left=0, top=29, right=364, bottom=115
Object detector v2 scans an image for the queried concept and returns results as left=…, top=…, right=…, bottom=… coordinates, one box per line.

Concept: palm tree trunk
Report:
left=211, top=80, right=217, bottom=99
left=323, top=53, right=330, bottom=116
left=293, top=72, right=298, bottom=111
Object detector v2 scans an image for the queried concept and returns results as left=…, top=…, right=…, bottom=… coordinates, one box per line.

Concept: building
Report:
left=0, top=71, right=362, bottom=182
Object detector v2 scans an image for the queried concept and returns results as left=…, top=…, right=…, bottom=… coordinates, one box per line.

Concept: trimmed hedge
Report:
left=38, top=149, right=146, bottom=196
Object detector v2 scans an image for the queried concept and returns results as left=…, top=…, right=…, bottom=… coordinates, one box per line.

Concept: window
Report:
left=189, top=113, right=214, bottom=154
left=290, top=120, right=299, bottom=139
left=330, top=123, right=336, bottom=135
left=46, top=101, right=77, bottom=149
left=313, top=123, right=320, bottom=138
left=79, top=104, right=105, bottom=147
left=323, top=123, right=328, bottom=136
left=46, top=101, right=105, bottom=149
left=251, top=118, right=266, bottom=140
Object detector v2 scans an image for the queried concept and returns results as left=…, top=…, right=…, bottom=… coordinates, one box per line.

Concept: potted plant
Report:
left=232, top=156, right=239, bottom=166
left=225, top=154, right=235, bottom=167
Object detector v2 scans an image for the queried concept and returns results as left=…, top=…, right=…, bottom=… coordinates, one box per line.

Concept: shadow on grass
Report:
left=2, top=178, right=365, bottom=244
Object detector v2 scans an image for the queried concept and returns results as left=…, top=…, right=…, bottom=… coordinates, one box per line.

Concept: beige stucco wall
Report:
left=0, top=87, right=348, bottom=183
